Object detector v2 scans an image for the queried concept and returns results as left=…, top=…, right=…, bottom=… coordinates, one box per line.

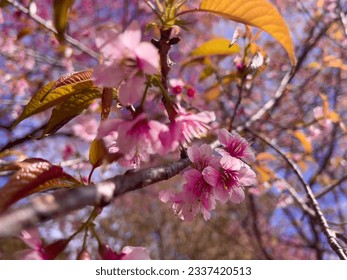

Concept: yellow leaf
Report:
left=297, top=160, right=307, bottom=172
left=205, top=85, right=220, bottom=101
left=53, top=0, right=75, bottom=41
left=256, top=152, right=277, bottom=161
left=199, top=0, right=296, bottom=65
left=319, top=93, right=329, bottom=118
left=12, top=80, right=96, bottom=128
left=41, top=89, right=101, bottom=137
left=190, top=37, right=240, bottom=57
left=254, top=165, right=274, bottom=183
left=89, top=139, right=106, bottom=168
left=307, top=61, right=322, bottom=69
left=89, top=139, right=123, bottom=171
left=319, top=93, right=341, bottom=123
left=292, top=130, right=312, bottom=154
left=323, top=55, right=347, bottom=71
left=328, top=111, right=340, bottom=123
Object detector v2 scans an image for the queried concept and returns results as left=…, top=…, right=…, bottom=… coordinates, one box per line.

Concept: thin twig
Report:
left=315, top=175, right=347, bottom=200
left=238, top=20, right=335, bottom=133
left=248, top=129, right=347, bottom=260
left=4, top=0, right=99, bottom=61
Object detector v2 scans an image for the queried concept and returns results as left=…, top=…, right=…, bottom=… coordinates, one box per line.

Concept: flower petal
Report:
left=118, top=75, right=145, bottom=105
left=229, top=187, right=245, bottom=204
left=202, top=166, right=221, bottom=187
left=135, top=42, right=159, bottom=74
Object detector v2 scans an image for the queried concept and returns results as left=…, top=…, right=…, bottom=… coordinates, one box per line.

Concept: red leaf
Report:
left=0, top=158, right=79, bottom=213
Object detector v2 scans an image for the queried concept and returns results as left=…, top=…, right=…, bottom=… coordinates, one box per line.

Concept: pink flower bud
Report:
left=77, top=250, right=91, bottom=260
left=173, top=85, right=183, bottom=94
left=236, top=61, right=246, bottom=72
left=44, top=239, right=70, bottom=260
left=187, top=87, right=196, bottom=98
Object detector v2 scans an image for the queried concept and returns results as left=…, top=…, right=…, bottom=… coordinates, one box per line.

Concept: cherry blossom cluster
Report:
left=94, top=22, right=216, bottom=167
left=91, top=22, right=256, bottom=219
left=160, top=129, right=257, bottom=221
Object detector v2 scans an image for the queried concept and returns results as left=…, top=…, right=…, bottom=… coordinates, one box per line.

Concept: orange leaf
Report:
left=292, top=130, right=312, bottom=154
left=198, top=0, right=296, bottom=64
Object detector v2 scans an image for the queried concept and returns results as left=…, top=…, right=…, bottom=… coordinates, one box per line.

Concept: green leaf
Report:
left=191, top=37, right=240, bottom=57
left=41, top=88, right=101, bottom=137
left=12, top=80, right=96, bottom=128
left=0, top=158, right=79, bottom=213
left=53, top=0, right=75, bottom=41
left=199, top=0, right=296, bottom=65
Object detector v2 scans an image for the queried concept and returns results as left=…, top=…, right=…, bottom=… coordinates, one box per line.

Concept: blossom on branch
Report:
left=160, top=129, right=257, bottom=220
left=216, top=128, right=255, bottom=163
left=160, top=168, right=216, bottom=221
left=203, top=156, right=257, bottom=204
left=93, top=22, right=159, bottom=106
left=160, top=107, right=216, bottom=153
left=98, top=113, right=168, bottom=167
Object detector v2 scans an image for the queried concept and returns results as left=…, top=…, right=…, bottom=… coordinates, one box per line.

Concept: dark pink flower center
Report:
left=187, top=87, right=196, bottom=98
left=173, top=85, right=182, bottom=94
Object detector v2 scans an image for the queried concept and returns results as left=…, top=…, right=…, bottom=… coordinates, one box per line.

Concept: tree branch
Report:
left=237, top=20, right=336, bottom=132
left=315, top=175, right=347, bottom=200
left=4, top=0, right=99, bottom=61
left=248, top=129, right=347, bottom=260
left=0, top=158, right=191, bottom=238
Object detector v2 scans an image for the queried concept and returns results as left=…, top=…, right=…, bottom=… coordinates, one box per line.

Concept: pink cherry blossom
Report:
left=93, top=22, right=159, bottom=105
left=160, top=108, right=216, bottom=153
left=16, top=229, right=45, bottom=260
left=216, top=128, right=255, bottom=163
left=187, top=144, right=219, bottom=171
left=161, top=140, right=257, bottom=220
left=160, top=169, right=216, bottom=221
left=203, top=155, right=256, bottom=204
left=62, top=144, right=75, bottom=160
left=99, top=243, right=150, bottom=260
left=16, top=229, right=69, bottom=260
left=98, top=113, right=168, bottom=167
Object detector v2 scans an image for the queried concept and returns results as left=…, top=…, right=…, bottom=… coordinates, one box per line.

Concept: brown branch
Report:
left=0, top=123, right=74, bottom=153
left=158, top=28, right=173, bottom=91
left=283, top=181, right=316, bottom=217
left=0, top=123, right=47, bottom=152
left=0, top=158, right=191, bottom=238
left=248, top=129, right=347, bottom=260
left=315, top=175, right=347, bottom=200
